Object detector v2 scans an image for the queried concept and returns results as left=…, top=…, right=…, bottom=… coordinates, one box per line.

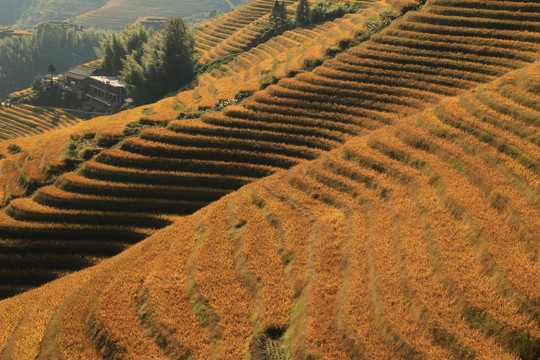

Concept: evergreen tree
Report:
left=101, top=24, right=152, bottom=75
left=269, top=0, right=288, bottom=29
left=31, top=75, right=44, bottom=94
left=110, top=33, right=126, bottom=73
left=269, top=0, right=280, bottom=28
left=120, top=53, right=146, bottom=103
left=278, top=1, right=288, bottom=23
left=47, top=63, right=56, bottom=85
left=101, top=40, right=115, bottom=74
left=159, top=17, right=195, bottom=92
left=295, top=0, right=311, bottom=26
left=47, top=63, right=56, bottom=75
left=208, top=9, right=220, bottom=19
left=119, top=17, right=195, bottom=105
left=124, top=24, right=151, bottom=56
left=140, top=35, right=163, bottom=101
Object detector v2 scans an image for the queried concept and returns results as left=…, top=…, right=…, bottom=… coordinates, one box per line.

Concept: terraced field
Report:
left=195, top=0, right=381, bottom=64
left=0, top=0, right=382, bottom=153
left=0, top=104, right=81, bottom=141
left=0, top=0, right=406, bottom=300
left=0, top=61, right=538, bottom=358
left=180, top=0, right=390, bottom=109
left=0, top=0, right=539, bottom=358
left=195, top=0, right=278, bottom=47
left=71, top=0, right=245, bottom=29
left=0, top=0, right=539, bottom=299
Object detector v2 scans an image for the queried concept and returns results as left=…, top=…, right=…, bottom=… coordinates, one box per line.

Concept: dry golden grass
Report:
left=7, top=269, right=94, bottom=360
left=230, top=187, right=294, bottom=330
left=0, top=105, right=81, bottom=142
left=140, top=211, right=214, bottom=359
left=178, top=0, right=398, bottom=113
left=0, top=1, right=539, bottom=358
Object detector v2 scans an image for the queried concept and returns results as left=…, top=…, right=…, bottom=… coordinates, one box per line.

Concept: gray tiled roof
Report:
left=64, top=65, right=97, bottom=81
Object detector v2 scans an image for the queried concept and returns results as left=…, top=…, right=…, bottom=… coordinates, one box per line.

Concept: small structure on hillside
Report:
left=62, top=64, right=127, bottom=113
left=63, top=65, right=99, bottom=99
left=86, top=76, right=127, bottom=113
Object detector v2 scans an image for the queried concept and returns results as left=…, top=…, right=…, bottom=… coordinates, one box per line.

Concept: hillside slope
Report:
left=0, top=0, right=538, bottom=357
left=181, top=0, right=390, bottom=109
left=12, top=0, right=108, bottom=29
left=0, top=105, right=81, bottom=141
left=0, top=0, right=539, bottom=300
left=71, top=0, right=245, bottom=29
left=0, top=60, right=538, bottom=359
left=7, top=0, right=241, bottom=29
left=0, top=0, right=407, bottom=299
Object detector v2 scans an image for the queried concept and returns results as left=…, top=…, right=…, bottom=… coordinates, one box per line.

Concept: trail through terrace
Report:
left=0, top=0, right=539, bottom=300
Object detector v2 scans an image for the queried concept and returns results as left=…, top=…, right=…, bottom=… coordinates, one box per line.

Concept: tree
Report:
left=279, top=1, right=288, bottom=23
left=31, top=75, right=44, bottom=94
left=124, top=24, right=152, bottom=58
left=47, top=63, right=56, bottom=75
left=208, top=9, right=220, bottom=19
left=269, top=0, right=288, bottom=29
left=295, top=0, right=311, bottom=26
left=120, top=53, right=146, bottom=104
left=119, top=17, right=195, bottom=105
left=47, top=63, right=56, bottom=85
left=101, top=40, right=116, bottom=74
left=0, top=21, right=106, bottom=98
left=101, top=24, right=152, bottom=75
left=309, top=0, right=359, bottom=25
left=159, top=17, right=195, bottom=92
left=110, top=33, right=126, bottom=73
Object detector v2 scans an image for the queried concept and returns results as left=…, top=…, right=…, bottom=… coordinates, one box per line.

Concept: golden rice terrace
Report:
left=0, top=0, right=539, bottom=359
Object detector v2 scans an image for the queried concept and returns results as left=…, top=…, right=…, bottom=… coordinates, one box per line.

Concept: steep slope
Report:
left=0, top=0, right=539, bottom=300
left=0, top=60, right=538, bottom=359
left=0, top=0, right=372, bottom=157
left=194, top=0, right=375, bottom=65
left=194, top=0, right=297, bottom=62
left=179, top=0, right=393, bottom=110
left=0, top=0, right=397, bottom=175
left=0, top=0, right=406, bottom=298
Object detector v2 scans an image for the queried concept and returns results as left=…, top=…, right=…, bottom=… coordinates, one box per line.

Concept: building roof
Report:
left=89, top=76, right=125, bottom=88
left=64, top=65, right=97, bottom=81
